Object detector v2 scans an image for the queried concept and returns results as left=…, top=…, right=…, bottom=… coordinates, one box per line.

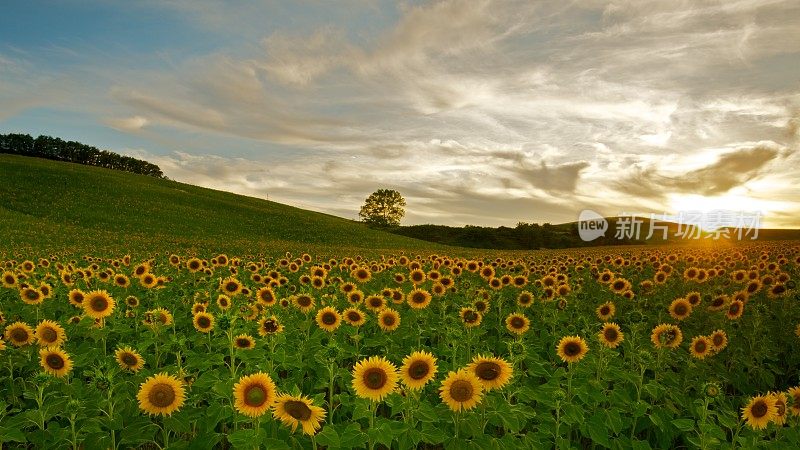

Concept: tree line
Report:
left=0, top=133, right=164, bottom=178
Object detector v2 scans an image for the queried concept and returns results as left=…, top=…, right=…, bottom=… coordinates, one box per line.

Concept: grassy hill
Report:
left=0, top=155, right=441, bottom=256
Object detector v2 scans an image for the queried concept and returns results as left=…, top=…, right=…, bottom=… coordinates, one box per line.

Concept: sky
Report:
left=1, top=0, right=799, bottom=227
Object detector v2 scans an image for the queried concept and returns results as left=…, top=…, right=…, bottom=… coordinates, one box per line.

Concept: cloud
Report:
left=615, top=142, right=786, bottom=199
left=105, top=115, right=149, bottom=132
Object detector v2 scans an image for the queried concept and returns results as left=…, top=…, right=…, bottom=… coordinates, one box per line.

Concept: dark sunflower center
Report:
left=600, top=306, right=610, bottom=315
left=730, top=304, right=740, bottom=314
left=675, top=304, right=688, bottom=315
left=11, top=329, right=29, bottom=342
left=121, top=353, right=138, bottom=366
left=321, top=312, right=337, bottom=325
left=263, top=320, right=279, bottom=333
left=41, top=327, right=58, bottom=342
left=564, top=342, right=581, bottom=356
left=412, top=294, right=426, bottom=304
left=197, top=317, right=211, bottom=328
left=520, top=295, right=531, bottom=304
left=90, top=296, right=108, bottom=312
left=225, top=282, right=238, bottom=292
left=189, top=262, right=200, bottom=270
left=363, top=368, right=388, bottom=389
left=408, top=361, right=430, bottom=380
left=604, top=328, right=618, bottom=341
left=382, top=315, right=396, bottom=326
left=236, top=338, right=251, bottom=348
left=3, top=275, right=13, bottom=284
left=510, top=317, right=525, bottom=328
left=475, top=362, right=500, bottom=381
left=148, top=383, right=176, bottom=408
left=370, top=298, right=383, bottom=307
left=244, top=384, right=268, bottom=407
left=284, top=400, right=312, bottom=420
left=449, top=380, right=474, bottom=402
left=347, top=311, right=361, bottom=322
left=776, top=400, right=786, bottom=416
left=694, top=341, right=707, bottom=353
left=463, top=311, right=478, bottom=323
left=298, top=296, right=312, bottom=307
left=712, top=335, right=724, bottom=346
left=46, top=353, right=65, bottom=370
left=25, top=290, right=39, bottom=301
left=751, top=401, right=768, bottom=418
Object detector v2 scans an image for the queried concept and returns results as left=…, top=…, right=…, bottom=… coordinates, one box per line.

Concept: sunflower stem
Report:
left=368, top=401, right=376, bottom=450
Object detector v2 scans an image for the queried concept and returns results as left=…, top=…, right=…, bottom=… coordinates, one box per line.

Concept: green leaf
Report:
left=671, top=418, right=695, bottom=432
left=315, top=425, right=341, bottom=448
left=586, top=412, right=610, bottom=448
left=0, top=426, right=26, bottom=443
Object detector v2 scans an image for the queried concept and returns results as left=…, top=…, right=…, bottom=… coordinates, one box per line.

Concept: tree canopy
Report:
left=0, top=133, right=164, bottom=178
left=359, top=189, right=406, bottom=227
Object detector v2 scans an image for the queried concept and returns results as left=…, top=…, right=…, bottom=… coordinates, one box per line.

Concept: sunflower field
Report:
left=1, top=243, right=799, bottom=449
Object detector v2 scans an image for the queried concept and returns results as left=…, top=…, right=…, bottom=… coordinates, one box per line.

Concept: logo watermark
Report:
left=578, top=209, right=762, bottom=242
left=577, top=209, right=608, bottom=241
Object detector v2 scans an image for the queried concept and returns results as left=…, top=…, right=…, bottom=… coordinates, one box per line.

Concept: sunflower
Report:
left=147, top=308, right=173, bottom=327
left=220, top=277, right=242, bottom=296
left=517, top=291, right=534, bottom=308
left=115, top=346, right=145, bottom=372
left=407, top=289, right=432, bottom=310
left=1, top=271, right=17, bottom=288
left=726, top=299, right=745, bottom=320
left=556, top=336, right=589, bottom=363
left=365, top=295, right=386, bottom=312
left=598, top=323, right=624, bottom=349
left=35, top=320, right=66, bottom=347
left=351, top=267, right=372, bottom=283
left=343, top=308, right=366, bottom=327
left=234, top=334, right=257, bottom=350
left=669, top=298, right=693, bottom=321
left=5, top=322, right=34, bottom=347
left=459, top=307, right=483, bottom=328
left=82, top=290, right=115, bottom=320
left=192, top=312, right=215, bottom=333
left=409, top=269, right=427, bottom=285
left=233, top=372, right=277, bottom=418
left=709, top=330, right=728, bottom=352
left=769, top=392, right=788, bottom=425
left=505, top=313, right=530, bottom=335
left=40, top=347, right=73, bottom=377
left=467, top=355, right=513, bottom=391
left=256, top=287, right=277, bottom=306
left=216, top=294, right=232, bottom=311
left=293, top=294, right=316, bottom=314
left=439, top=370, right=483, bottom=412
left=186, top=258, right=203, bottom=272
left=787, top=387, right=800, bottom=416
left=400, top=351, right=438, bottom=390
left=0, top=339, right=5, bottom=351
left=258, top=316, right=284, bottom=336
left=378, top=308, right=401, bottom=332
left=351, top=356, right=399, bottom=401
left=689, top=336, right=712, bottom=360
left=135, top=272, right=156, bottom=289
left=191, top=302, right=207, bottom=315
left=125, top=295, right=139, bottom=308
left=596, top=302, right=615, bottom=321
left=347, top=290, right=364, bottom=305
left=650, top=324, right=683, bottom=349
left=20, top=287, right=43, bottom=305
left=138, top=373, right=186, bottom=416
left=273, top=394, right=327, bottom=436
left=741, top=395, right=777, bottom=430
left=316, top=307, right=342, bottom=332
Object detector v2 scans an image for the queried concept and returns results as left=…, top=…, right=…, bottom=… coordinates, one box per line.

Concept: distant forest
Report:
left=0, top=133, right=164, bottom=178
left=389, top=222, right=643, bottom=250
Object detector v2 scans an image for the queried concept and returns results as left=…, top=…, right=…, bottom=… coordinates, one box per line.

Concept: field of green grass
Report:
left=0, top=155, right=441, bottom=256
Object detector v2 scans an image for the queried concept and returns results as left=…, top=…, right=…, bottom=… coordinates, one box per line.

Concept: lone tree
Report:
left=359, top=189, right=406, bottom=227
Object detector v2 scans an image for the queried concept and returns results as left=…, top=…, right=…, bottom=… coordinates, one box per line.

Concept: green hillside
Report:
left=0, top=155, right=440, bottom=256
